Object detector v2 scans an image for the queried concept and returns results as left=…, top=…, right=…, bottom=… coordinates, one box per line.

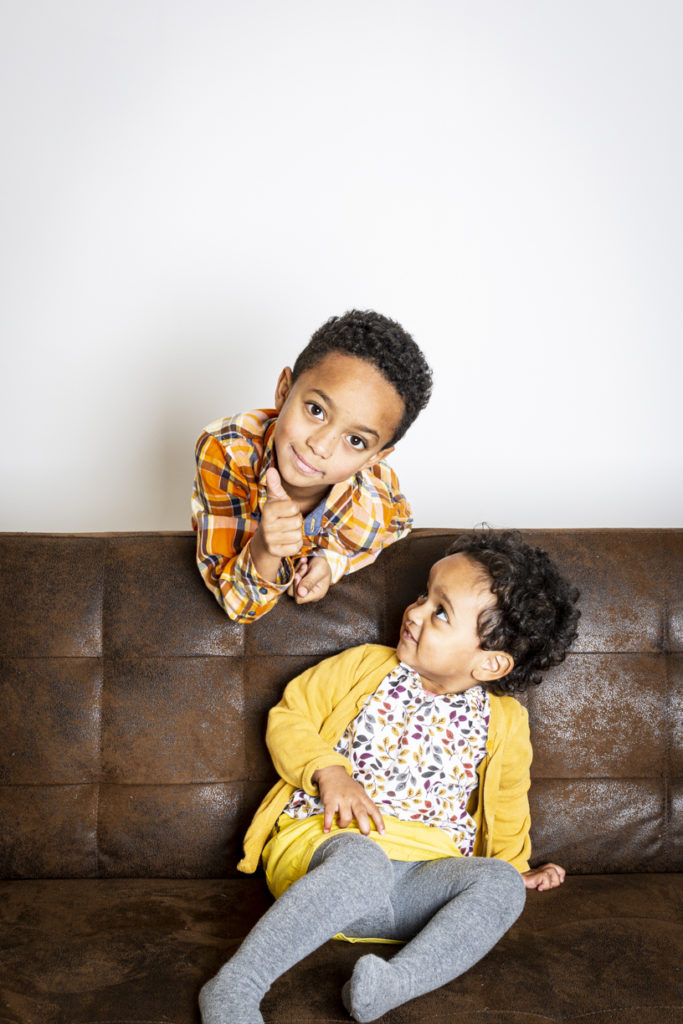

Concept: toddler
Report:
left=199, top=530, right=580, bottom=1022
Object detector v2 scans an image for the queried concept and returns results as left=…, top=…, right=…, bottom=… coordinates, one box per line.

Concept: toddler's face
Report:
left=396, top=554, right=506, bottom=695
left=272, top=352, right=404, bottom=509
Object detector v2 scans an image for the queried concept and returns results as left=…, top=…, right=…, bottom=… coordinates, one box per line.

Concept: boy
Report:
left=199, top=531, right=581, bottom=1023
left=191, top=310, right=432, bottom=622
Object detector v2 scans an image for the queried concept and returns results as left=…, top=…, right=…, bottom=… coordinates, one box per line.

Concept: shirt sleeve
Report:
left=308, top=461, right=413, bottom=584
left=192, top=430, right=293, bottom=622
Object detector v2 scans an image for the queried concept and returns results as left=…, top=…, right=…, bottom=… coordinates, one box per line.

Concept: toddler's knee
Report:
left=486, top=858, right=526, bottom=919
left=353, top=835, right=394, bottom=889
left=319, top=833, right=393, bottom=890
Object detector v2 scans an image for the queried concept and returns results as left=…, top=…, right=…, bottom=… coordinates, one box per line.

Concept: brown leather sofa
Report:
left=1, top=529, right=681, bottom=1024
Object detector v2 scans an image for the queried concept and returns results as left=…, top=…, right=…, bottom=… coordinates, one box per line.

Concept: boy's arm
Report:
left=192, top=431, right=297, bottom=622
left=306, top=461, right=413, bottom=587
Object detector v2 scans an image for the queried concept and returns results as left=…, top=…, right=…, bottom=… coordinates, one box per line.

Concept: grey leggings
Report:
left=199, top=832, right=526, bottom=1024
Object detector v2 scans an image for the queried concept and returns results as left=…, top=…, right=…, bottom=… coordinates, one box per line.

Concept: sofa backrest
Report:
left=0, top=529, right=680, bottom=879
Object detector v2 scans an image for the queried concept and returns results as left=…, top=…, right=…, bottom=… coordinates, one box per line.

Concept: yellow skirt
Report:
left=261, top=812, right=462, bottom=942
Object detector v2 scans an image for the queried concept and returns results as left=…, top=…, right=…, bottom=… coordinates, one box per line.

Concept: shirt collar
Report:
left=395, top=661, right=488, bottom=708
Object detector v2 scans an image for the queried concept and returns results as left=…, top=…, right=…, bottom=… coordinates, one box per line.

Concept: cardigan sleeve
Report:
left=266, top=645, right=374, bottom=794
left=486, top=698, right=532, bottom=873
left=475, top=696, right=532, bottom=872
left=237, top=644, right=396, bottom=874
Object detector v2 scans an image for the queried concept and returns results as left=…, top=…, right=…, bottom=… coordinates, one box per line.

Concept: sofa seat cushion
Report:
left=1, top=874, right=681, bottom=1024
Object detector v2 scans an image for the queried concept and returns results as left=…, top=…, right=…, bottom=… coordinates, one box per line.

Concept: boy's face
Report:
left=272, top=352, right=405, bottom=508
left=395, top=553, right=514, bottom=695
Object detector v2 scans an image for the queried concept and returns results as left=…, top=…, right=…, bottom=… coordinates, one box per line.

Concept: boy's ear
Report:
left=274, top=367, right=293, bottom=411
left=473, top=651, right=514, bottom=683
left=363, top=445, right=395, bottom=469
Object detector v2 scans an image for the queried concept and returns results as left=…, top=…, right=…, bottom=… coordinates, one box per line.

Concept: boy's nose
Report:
left=307, top=427, right=335, bottom=459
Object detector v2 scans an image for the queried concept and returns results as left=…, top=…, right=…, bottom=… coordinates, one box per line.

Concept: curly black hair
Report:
left=292, top=310, right=432, bottom=444
left=447, top=530, right=581, bottom=695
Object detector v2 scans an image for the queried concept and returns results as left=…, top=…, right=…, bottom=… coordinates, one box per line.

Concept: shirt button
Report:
left=248, top=611, right=256, bottom=617
left=259, top=587, right=267, bottom=595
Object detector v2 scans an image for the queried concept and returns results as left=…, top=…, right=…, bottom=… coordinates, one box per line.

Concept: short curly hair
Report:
left=292, top=310, right=432, bottom=444
left=447, top=530, right=581, bottom=695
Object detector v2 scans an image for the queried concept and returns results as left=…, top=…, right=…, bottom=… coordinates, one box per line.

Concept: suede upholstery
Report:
left=0, top=528, right=681, bottom=1024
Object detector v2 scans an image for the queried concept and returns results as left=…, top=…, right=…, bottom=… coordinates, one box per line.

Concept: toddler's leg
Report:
left=343, top=856, right=526, bottom=1023
left=199, top=833, right=393, bottom=1024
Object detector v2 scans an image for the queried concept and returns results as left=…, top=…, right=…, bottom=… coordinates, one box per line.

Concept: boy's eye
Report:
left=347, top=434, right=367, bottom=451
left=306, top=402, right=325, bottom=419
left=434, top=604, right=448, bottom=623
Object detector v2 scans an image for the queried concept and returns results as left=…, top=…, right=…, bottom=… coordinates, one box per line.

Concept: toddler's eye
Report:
left=347, top=434, right=367, bottom=451
left=306, top=402, right=324, bottom=419
left=435, top=605, right=448, bottom=623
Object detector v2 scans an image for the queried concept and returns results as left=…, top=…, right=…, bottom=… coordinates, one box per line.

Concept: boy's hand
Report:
left=521, top=862, right=566, bottom=891
left=290, top=556, right=332, bottom=604
left=312, top=765, right=386, bottom=837
left=251, top=468, right=303, bottom=581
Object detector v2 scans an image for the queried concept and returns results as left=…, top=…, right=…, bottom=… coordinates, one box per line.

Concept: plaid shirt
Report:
left=191, top=408, right=412, bottom=622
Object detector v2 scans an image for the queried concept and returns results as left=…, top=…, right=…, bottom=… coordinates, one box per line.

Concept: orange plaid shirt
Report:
left=191, top=409, right=412, bottom=622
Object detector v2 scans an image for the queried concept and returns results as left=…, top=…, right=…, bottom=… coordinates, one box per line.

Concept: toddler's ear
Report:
left=475, top=651, right=514, bottom=682
left=275, top=367, right=293, bottom=410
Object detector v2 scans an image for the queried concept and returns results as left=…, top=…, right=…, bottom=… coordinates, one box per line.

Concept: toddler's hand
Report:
left=312, top=765, right=386, bottom=837
left=291, top=556, right=332, bottom=604
left=251, top=468, right=303, bottom=579
left=521, top=862, right=566, bottom=891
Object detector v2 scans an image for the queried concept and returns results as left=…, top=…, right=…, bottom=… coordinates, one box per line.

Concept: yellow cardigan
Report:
left=237, top=644, right=532, bottom=882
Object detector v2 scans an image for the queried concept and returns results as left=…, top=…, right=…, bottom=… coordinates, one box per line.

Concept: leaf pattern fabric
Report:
left=283, top=663, right=490, bottom=856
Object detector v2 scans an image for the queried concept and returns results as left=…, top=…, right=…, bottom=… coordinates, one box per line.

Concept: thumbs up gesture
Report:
left=264, top=466, right=289, bottom=502
left=250, top=467, right=304, bottom=583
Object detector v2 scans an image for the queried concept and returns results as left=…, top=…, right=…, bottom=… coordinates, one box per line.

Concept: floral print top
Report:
left=283, top=662, right=491, bottom=856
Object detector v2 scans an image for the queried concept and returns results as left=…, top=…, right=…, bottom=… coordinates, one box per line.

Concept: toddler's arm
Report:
left=484, top=699, right=533, bottom=872
left=266, top=645, right=379, bottom=792
left=312, top=765, right=385, bottom=836
left=521, top=863, right=566, bottom=891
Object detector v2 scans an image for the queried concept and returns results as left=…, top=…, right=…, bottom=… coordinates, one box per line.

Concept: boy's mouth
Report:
left=290, top=446, right=323, bottom=477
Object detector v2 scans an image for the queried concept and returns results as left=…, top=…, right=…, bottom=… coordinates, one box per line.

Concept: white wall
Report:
left=1, top=0, right=681, bottom=531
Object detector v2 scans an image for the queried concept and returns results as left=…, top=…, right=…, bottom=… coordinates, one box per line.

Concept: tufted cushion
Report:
left=0, top=529, right=681, bottom=880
